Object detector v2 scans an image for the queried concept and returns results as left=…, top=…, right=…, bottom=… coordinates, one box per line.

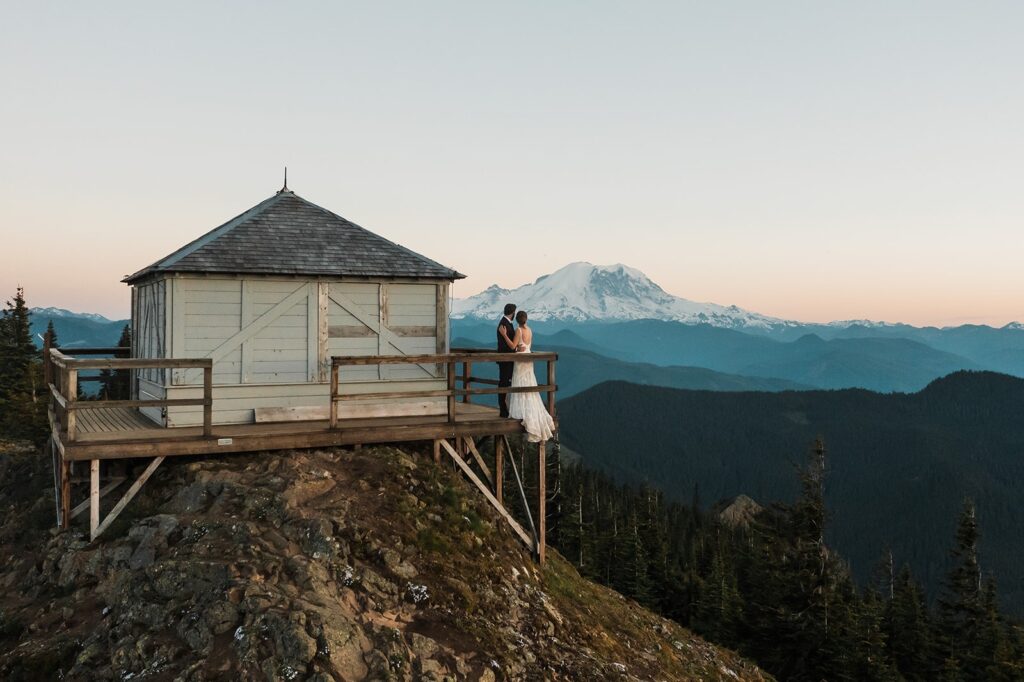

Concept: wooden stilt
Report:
left=538, top=440, right=547, bottom=564
left=92, top=456, right=165, bottom=541
left=89, top=460, right=100, bottom=539
left=70, top=478, right=125, bottom=520
left=494, top=435, right=504, bottom=505
left=433, top=439, right=441, bottom=465
left=439, top=439, right=533, bottom=549
left=464, top=436, right=493, bottom=487
left=60, top=457, right=71, bottom=529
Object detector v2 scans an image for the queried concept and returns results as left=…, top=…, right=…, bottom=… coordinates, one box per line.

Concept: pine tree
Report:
left=0, top=287, right=45, bottom=439
left=45, top=319, right=59, bottom=348
left=100, top=324, right=132, bottom=400
left=886, top=564, right=935, bottom=680
left=939, top=498, right=986, bottom=679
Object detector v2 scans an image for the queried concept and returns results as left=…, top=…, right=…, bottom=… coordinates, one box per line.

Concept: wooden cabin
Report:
left=46, top=184, right=559, bottom=562
left=123, top=186, right=462, bottom=427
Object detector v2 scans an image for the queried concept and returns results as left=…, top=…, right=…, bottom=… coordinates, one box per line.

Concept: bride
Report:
left=507, top=310, right=555, bottom=443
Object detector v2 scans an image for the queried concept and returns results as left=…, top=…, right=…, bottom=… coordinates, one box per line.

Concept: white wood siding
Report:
left=160, top=276, right=447, bottom=425
left=132, top=279, right=167, bottom=388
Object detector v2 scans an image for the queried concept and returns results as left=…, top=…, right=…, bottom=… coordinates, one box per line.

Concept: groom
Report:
left=496, top=303, right=517, bottom=417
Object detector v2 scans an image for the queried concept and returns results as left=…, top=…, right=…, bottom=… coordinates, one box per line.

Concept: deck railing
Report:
left=329, top=350, right=557, bottom=429
left=46, top=347, right=213, bottom=441
left=45, top=345, right=555, bottom=440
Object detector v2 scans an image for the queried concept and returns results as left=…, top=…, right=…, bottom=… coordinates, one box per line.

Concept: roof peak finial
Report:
left=279, top=166, right=291, bottom=194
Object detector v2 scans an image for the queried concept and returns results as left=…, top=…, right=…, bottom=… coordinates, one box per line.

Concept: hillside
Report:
left=0, top=441, right=770, bottom=681
left=558, top=371, right=1024, bottom=616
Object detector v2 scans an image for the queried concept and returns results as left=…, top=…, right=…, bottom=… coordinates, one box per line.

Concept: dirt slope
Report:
left=0, top=439, right=771, bottom=681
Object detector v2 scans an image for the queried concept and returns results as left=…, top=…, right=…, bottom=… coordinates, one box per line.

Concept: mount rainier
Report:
left=452, top=262, right=797, bottom=331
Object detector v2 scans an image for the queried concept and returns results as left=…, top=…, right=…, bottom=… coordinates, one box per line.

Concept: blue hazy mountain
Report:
left=453, top=318, right=983, bottom=393
left=29, top=308, right=128, bottom=349
left=451, top=337, right=809, bottom=398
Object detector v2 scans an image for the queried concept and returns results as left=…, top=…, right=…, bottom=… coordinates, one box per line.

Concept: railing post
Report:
left=329, top=361, right=339, bottom=429
left=66, top=368, right=78, bottom=442
left=43, top=332, right=52, bottom=387
left=202, top=364, right=213, bottom=438
left=447, top=360, right=456, bottom=424
left=546, top=358, right=556, bottom=419
left=462, top=361, right=472, bottom=404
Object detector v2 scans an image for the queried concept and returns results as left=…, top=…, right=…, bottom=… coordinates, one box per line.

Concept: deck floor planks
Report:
left=65, top=403, right=531, bottom=462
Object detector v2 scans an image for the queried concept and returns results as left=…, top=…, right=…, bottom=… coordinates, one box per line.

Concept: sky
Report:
left=1, top=2, right=1022, bottom=327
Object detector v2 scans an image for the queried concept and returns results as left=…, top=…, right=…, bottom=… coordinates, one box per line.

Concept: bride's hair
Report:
left=515, top=311, right=528, bottom=325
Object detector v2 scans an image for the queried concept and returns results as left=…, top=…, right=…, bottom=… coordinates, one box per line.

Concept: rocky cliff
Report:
left=0, top=439, right=770, bottom=681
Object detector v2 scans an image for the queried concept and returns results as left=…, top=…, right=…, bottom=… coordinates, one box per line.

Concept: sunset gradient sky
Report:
left=2, top=2, right=1022, bottom=326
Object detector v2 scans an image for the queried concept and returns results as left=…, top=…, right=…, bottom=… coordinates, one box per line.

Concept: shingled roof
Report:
left=123, top=190, right=464, bottom=284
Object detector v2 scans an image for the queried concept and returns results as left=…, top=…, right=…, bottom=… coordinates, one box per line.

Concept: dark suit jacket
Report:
left=497, top=317, right=516, bottom=353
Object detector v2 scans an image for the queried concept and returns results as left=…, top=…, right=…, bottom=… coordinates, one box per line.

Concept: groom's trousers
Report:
left=498, top=361, right=514, bottom=417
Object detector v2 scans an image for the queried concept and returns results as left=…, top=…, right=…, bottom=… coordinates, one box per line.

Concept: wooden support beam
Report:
left=70, top=477, right=125, bottom=520
left=495, top=436, right=504, bottom=505
left=89, top=459, right=100, bottom=539
left=464, top=436, right=493, bottom=487
left=329, top=363, right=339, bottom=429
left=48, top=438, right=59, bottom=527
left=60, top=457, right=71, bottom=529
left=66, top=369, right=78, bottom=442
left=92, top=457, right=165, bottom=541
left=202, top=366, right=213, bottom=438
left=433, top=439, right=442, bottom=465
left=439, top=439, right=534, bottom=549
left=446, top=361, right=456, bottom=424
left=538, top=440, right=547, bottom=564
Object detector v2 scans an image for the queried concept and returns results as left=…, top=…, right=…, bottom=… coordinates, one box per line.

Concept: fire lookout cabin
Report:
left=46, top=185, right=557, bottom=561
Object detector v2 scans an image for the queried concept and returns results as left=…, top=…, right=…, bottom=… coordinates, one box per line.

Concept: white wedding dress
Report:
left=507, top=343, right=555, bottom=443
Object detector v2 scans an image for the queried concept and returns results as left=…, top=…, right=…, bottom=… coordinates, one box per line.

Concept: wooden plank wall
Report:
left=133, top=279, right=167, bottom=423
left=159, top=276, right=450, bottom=426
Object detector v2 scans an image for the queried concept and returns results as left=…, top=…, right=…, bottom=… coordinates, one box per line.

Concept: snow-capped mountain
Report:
left=452, top=262, right=797, bottom=330
left=32, top=307, right=114, bottom=324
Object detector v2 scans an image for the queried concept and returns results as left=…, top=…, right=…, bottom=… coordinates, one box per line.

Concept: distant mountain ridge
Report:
left=452, top=336, right=809, bottom=398
left=31, top=307, right=115, bottom=324
left=29, top=307, right=128, bottom=349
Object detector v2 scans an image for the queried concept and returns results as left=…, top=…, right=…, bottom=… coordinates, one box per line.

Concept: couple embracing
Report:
left=496, top=303, right=554, bottom=443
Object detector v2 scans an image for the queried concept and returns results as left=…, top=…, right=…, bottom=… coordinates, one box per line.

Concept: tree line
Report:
left=544, top=440, right=1024, bottom=680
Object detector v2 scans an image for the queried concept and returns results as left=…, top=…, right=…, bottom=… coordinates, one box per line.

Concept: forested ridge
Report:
left=559, top=375, right=1024, bottom=617
left=547, top=442, right=1024, bottom=680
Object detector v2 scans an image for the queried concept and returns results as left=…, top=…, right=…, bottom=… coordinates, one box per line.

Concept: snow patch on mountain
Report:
left=452, top=262, right=797, bottom=330
left=31, top=307, right=114, bottom=323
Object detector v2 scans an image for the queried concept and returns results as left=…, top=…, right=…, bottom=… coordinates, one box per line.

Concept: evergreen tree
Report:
left=939, top=498, right=986, bottom=678
left=0, top=287, right=44, bottom=439
left=45, top=319, right=59, bottom=348
left=886, top=564, right=935, bottom=680
left=100, top=324, right=132, bottom=400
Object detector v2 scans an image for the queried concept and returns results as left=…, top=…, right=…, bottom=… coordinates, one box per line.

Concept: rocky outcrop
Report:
left=0, top=439, right=771, bottom=681
left=716, top=494, right=764, bottom=529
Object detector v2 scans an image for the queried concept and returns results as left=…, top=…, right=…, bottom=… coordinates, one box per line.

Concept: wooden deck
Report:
left=60, top=402, right=532, bottom=461
left=46, top=346, right=557, bottom=560
left=76, top=406, right=160, bottom=436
